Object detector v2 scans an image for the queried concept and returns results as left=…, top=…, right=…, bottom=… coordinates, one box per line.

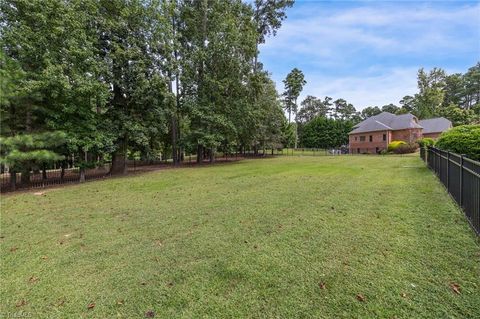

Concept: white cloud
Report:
left=260, top=1, right=480, bottom=109
left=299, top=68, right=419, bottom=108
left=263, top=3, right=480, bottom=58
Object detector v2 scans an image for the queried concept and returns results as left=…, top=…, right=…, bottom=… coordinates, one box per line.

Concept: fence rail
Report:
left=422, top=147, right=480, bottom=235
left=0, top=153, right=263, bottom=193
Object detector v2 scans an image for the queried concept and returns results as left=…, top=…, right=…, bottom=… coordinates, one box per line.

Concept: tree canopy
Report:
left=1, top=0, right=293, bottom=172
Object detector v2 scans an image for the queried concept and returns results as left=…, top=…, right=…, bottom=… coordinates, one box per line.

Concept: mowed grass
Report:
left=1, top=156, right=479, bottom=318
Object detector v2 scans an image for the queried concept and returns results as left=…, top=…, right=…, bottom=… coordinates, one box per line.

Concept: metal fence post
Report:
left=460, top=155, right=464, bottom=207
left=446, top=151, right=449, bottom=191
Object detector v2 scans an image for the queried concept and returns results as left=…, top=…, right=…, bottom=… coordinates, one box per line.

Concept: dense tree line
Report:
left=0, top=0, right=294, bottom=176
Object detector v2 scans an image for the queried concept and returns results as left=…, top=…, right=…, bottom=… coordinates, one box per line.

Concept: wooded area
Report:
left=0, top=0, right=294, bottom=177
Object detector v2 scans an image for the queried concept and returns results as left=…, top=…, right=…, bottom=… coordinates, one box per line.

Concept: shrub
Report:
left=387, top=140, right=417, bottom=154
left=416, top=137, right=435, bottom=148
left=395, top=143, right=417, bottom=154
left=387, top=140, right=407, bottom=152
left=435, top=125, right=480, bottom=160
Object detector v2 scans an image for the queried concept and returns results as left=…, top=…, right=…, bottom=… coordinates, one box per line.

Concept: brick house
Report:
left=348, top=112, right=452, bottom=154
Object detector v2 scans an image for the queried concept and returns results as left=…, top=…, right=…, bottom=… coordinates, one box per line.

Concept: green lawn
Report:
left=1, top=156, right=479, bottom=318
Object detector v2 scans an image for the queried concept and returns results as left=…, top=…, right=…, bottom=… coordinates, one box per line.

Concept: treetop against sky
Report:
left=260, top=0, right=480, bottom=109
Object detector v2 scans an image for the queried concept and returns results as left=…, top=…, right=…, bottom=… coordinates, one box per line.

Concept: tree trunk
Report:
left=42, top=164, right=47, bottom=180
left=110, top=137, right=128, bottom=175
left=209, top=148, right=215, bottom=163
left=79, top=167, right=85, bottom=183
left=20, top=168, right=30, bottom=186
left=61, top=162, right=66, bottom=181
left=196, top=144, right=203, bottom=163
left=10, top=171, right=16, bottom=191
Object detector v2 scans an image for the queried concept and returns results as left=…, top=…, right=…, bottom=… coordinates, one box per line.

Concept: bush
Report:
left=387, top=140, right=407, bottom=152
left=416, top=137, right=435, bottom=148
left=435, top=125, right=480, bottom=160
left=387, top=140, right=417, bottom=154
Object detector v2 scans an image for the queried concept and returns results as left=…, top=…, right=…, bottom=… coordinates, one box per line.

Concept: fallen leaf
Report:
left=34, top=192, right=45, bottom=196
left=253, top=245, right=258, bottom=249
left=16, top=300, right=27, bottom=307
left=56, top=299, right=65, bottom=306
left=145, top=310, right=155, bottom=318
left=116, top=299, right=124, bottom=305
left=401, top=293, right=407, bottom=298
left=10, top=247, right=18, bottom=252
left=450, top=282, right=461, bottom=294
left=319, top=282, right=326, bottom=289
left=167, top=282, right=174, bottom=287
left=28, top=276, right=39, bottom=284
left=87, top=303, right=95, bottom=310
left=356, top=294, right=366, bottom=302
left=41, top=256, right=48, bottom=260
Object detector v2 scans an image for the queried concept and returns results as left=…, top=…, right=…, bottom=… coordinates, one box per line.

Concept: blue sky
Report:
left=259, top=0, right=480, bottom=110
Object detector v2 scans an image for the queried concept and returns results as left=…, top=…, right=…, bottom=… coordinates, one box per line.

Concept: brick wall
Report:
left=391, top=128, right=422, bottom=143
left=349, top=128, right=425, bottom=154
left=349, top=130, right=389, bottom=154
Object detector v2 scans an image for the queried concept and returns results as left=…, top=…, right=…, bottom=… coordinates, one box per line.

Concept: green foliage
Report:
left=282, top=68, right=306, bottom=122
left=0, top=131, right=66, bottom=169
left=398, top=63, right=480, bottom=125
left=282, top=122, right=296, bottom=148
left=387, top=141, right=407, bottom=152
left=387, top=140, right=417, bottom=154
left=1, top=0, right=290, bottom=169
left=361, top=106, right=382, bottom=119
left=435, top=125, right=480, bottom=160
left=300, top=116, right=352, bottom=148
left=416, top=138, right=435, bottom=148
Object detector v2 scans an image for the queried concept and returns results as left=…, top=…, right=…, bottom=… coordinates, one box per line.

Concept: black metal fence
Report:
left=0, top=152, right=263, bottom=193
left=0, top=164, right=112, bottom=193
left=422, top=147, right=480, bottom=235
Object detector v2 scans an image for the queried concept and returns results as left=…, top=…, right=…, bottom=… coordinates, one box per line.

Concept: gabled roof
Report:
left=418, top=117, right=452, bottom=134
left=350, top=112, right=422, bottom=134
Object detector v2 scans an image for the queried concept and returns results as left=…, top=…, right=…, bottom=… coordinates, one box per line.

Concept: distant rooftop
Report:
left=349, top=112, right=451, bottom=134
left=418, top=117, right=452, bottom=134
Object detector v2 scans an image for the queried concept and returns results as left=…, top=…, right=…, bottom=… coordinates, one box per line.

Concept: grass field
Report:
left=1, top=156, right=479, bottom=318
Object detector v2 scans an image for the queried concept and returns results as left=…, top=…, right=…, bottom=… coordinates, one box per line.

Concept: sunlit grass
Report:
left=1, top=156, right=479, bottom=318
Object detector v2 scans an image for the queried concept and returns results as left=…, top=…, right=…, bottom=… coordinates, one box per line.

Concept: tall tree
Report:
left=332, top=98, right=356, bottom=121
left=282, top=68, right=306, bottom=123
left=282, top=68, right=306, bottom=148
left=252, top=0, right=294, bottom=73
left=361, top=106, right=381, bottom=119
left=415, top=67, right=446, bottom=118
left=297, top=95, right=329, bottom=123
left=463, top=63, right=480, bottom=109
left=381, top=103, right=399, bottom=114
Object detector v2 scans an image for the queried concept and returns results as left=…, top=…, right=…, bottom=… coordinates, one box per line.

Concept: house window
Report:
left=359, top=136, right=365, bottom=142
left=355, top=136, right=357, bottom=141
left=369, top=135, right=373, bottom=142
left=383, top=134, right=386, bottom=141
